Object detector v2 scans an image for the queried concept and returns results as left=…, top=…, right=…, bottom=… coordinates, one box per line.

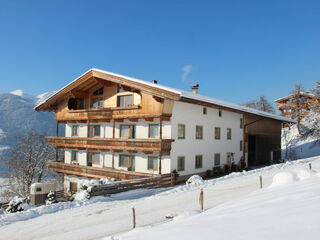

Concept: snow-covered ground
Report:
left=0, top=156, right=319, bottom=240
left=113, top=167, right=320, bottom=240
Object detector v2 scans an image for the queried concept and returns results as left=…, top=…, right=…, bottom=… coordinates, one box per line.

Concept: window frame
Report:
left=147, top=156, right=158, bottom=171
left=214, top=153, right=221, bottom=166
left=195, top=125, right=203, bottom=139
left=117, top=94, right=134, bottom=107
left=71, top=150, right=78, bottom=162
left=214, top=127, right=221, bottom=140
left=227, top=128, right=232, bottom=140
left=203, top=107, right=207, bottom=115
left=71, top=125, right=79, bottom=137
left=89, top=125, right=101, bottom=138
left=148, top=124, right=160, bottom=138
left=119, top=154, right=132, bottom=168
left=177, top=156, right=185, bottom=171
left=195, top=155, right=203, bottom=169
left=120, top=124, right=136, bottom=139
left=177, top=124, right=186, bottom=139
left=88, top=152, right=100, bottom=166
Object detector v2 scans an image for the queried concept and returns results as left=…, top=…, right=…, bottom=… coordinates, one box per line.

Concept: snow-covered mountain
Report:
left=0, top=90, right=57, bottom=148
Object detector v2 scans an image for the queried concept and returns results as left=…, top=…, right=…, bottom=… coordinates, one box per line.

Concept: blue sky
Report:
left=0, top=0, right=320, bottom=105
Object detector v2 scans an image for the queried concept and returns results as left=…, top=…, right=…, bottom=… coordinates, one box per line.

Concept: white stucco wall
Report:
left=170, top=101, right=243, bottom=175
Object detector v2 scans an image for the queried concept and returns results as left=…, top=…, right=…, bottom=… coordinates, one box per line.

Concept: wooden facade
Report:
left=275, top=93, right=317, bottom=118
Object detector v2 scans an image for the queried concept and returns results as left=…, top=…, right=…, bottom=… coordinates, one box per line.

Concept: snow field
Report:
left=0, top=157, right=319, bottom=240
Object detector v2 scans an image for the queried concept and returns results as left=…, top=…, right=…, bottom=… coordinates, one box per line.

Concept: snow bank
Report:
left=185, top=175, right=204, bottom=187
left=269, top=168, right=318, bottom=188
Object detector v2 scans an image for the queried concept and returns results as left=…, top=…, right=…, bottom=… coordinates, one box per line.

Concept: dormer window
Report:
left=117, top=95, right=133, bottom=107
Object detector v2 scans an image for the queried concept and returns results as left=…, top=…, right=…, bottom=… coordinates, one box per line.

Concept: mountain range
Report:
left=0, top=90, right=57, bottom=149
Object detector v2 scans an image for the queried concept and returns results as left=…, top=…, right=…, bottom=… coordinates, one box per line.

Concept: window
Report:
left=219, top=110, right=222, bottom=117
left=148, top=156, right=158, bottom=171
left=36, top=187, right=42, bottom=192
left=195, top=155, right=203, bottom=169
left=93, top=87, right=104, bottom=96
left=149, top=124, right=159, bottom=138
left=69, top=182, right=78, bottom=193
left=119, top=155, right=132, bottom=168
left=240, top=140, right=243, bottom=151
left=227, top=128, right=232, bottom=140
left=71, top=125, right=79, bottom=137
left=67, top=98, right=85, bottom=110
left=203, top=107, right=207, bottom=115
left=91, top=98, right=104, bottom=108
left=214, top=153, right=220, bottom=166
left=89, top=125, right=101, bottom=137
left=196, top=125, right=203, bottom=139
left=71, top=151, right=78, bottom=162
left=117, top=95, right=133, bottom=107
left=240, top=118, right=243, bottom=129
left=177, top=156, right=185, bottom=171
left=91, top=87, right=104, bottom=108
left=88, top=152, right=100, bottom=165
left=215, top=127, right=221, bottom=140
left=120, top=125, right=135, bottom=138
left=178, top=124, right=186, bottom=139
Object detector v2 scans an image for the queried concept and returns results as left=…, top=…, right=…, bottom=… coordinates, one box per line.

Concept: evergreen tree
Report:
left=46, top=191, right=57, bottom=205
left=243, top=96, right=275, bottom=113
left=305, top=81, right=320, bottom=138
left=6, top=196, right=25, bottom=213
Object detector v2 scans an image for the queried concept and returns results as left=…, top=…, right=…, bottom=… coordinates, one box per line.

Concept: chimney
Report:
left=191, top=84, right=199, bottom=94
left=152, top=80, right=158, bottom=84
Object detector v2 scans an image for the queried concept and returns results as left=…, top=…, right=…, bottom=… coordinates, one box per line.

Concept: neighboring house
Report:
left=36, top=69, right=294, bottom=193
left=275, top=93, right=317, bottom=118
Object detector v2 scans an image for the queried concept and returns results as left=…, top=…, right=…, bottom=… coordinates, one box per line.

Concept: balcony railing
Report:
left=47, top=137, right=174, bottom=155
left=48, top=161, right=156, bottom=180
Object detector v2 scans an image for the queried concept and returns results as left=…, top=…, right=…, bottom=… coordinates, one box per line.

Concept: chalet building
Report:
left=36, top=69, right=294, bottom=193
left=275, top=93, right=317, bottom=118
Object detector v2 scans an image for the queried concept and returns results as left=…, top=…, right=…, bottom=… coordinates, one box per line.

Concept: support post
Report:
left=199, top=188, right=204, bottom=211
left=56, top=121, right=59, bottom=137
left=132, top=206, right=136, bottom=229
left=309, top=163, right=312, bottom=170
left=159, top=154, right=162, bottom=175
left=112, top=151, right=115, bottom=169
left=112, top=120, right=115, bottom=139
left=259, top=175, right=263, bottom=189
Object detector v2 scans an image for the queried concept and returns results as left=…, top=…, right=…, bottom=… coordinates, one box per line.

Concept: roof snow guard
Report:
left=35, top=68, right=295, bottom=123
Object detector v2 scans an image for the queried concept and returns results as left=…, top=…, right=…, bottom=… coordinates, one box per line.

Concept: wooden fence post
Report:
left=259, top=175, right=263, bottom=189
left=199, top=188, right=204, bottom=211
left=132, top=206, right=136, bottom=229
left=309, top=163, right=312, bottom=170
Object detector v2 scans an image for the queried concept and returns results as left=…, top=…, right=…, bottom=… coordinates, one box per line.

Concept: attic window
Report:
left=68, top=98, right=85, bottom=110
left=93, top=87, right=103, bottom=96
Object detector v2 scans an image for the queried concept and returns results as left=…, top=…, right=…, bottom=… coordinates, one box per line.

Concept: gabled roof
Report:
left=275, top=92, right=315, bottom=103
left=35, top=68, right=295, bottom=123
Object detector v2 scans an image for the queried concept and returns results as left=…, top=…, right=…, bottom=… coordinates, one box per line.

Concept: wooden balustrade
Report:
left=47, top=137, right=173, bottom=155
left=48, top=161, right=157, bottom=180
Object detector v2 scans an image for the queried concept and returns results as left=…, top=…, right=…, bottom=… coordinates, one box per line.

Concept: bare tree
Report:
left=304, top=81, right=320, bottom=138
left=286, top=84, right=307, bottom=134
left=243, top=96, right=275, bottom=113
left=2, top=132, right=56, bottom=198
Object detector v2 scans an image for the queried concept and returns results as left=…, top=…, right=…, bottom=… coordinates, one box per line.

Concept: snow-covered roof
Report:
left=36, top=68, right=295, bottom=123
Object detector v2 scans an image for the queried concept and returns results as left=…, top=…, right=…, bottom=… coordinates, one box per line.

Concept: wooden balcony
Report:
left=47, top=137, right=174, bottom=155
left=48, top=161, right=156, bottom=180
